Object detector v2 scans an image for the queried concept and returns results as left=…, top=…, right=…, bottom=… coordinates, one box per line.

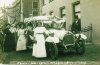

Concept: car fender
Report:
left=75, top=34, right=87, bottom=40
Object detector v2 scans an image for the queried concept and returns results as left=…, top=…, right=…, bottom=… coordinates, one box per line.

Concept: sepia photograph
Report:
left=0, top=0, right=100, bottom=65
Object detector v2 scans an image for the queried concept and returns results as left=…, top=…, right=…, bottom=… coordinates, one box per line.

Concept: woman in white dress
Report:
left=16, top=24, right=27, bottom=51
left=32, top=22, right=47, bottom=58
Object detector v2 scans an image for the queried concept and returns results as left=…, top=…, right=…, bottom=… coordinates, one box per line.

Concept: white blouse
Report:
left=33, top=27, right=46, bottom=34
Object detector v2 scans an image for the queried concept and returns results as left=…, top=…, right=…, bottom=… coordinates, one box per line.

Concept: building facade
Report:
left=4, top=0, right=40, bottom=23
left=41, top=0, right=100, bottom=44
left=41, top=0, right=67, bottom=18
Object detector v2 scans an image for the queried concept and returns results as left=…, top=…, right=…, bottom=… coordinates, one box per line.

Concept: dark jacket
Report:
left=71, top=19, right=81, bottom=33
left=3, top=28, right=15, bottom=52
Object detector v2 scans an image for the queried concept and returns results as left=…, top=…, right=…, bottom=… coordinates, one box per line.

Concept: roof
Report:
left=24, top=16, right=65, bottom=23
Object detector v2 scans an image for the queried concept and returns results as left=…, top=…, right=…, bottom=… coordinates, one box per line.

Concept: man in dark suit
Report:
left=71, top=15, right=81, bottom=34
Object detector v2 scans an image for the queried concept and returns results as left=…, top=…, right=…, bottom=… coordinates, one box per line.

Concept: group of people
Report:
left=0, top=15, right=81, bottom=59
left=0, top=21, right=60, bottom=58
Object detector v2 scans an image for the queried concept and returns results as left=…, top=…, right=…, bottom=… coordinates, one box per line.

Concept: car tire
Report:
left=49, top=43, right=58, bottom=60
left=75, top=40, right=85, bottom=55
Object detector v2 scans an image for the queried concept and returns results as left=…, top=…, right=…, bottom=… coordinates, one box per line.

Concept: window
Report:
left=49, top=0, right=54, bottom=3
left=73, top=1, right=81, bottom=20
left=32, top=2, right=38, bottom=9
left=32, top=0, right=39, bottom=16
left=60, top=6, right=66, bottom=18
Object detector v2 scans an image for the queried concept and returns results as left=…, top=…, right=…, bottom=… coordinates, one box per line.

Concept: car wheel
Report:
left=49, top=43, right=58, bottom=60
left=75, top=40, right=85, bottom=55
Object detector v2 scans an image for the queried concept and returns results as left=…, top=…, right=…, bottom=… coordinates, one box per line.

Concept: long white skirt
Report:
left=32, top=34, right=47, bottom=58
left=16, top=35, right=27, bottom=51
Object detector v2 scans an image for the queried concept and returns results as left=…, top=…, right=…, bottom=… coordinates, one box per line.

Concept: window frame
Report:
left=59, top=6, right=66, bottom=18
left=32, top=0, right=39, bottom=9
left=32, top=1, right=38, bottom=9
left=72, top=1, right=80, bottom=22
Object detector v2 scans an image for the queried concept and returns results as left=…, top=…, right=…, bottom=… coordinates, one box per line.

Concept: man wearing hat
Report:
left=71, top=15, right=81, bottom=34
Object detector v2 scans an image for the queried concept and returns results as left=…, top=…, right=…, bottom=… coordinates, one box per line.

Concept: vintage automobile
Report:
left=24, top=16, right=87, bottom=60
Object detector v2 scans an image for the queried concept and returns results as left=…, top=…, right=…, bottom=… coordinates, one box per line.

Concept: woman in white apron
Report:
left=32, top=22, right=47, bottom=58
left=16, top=24, right=27, bottom=51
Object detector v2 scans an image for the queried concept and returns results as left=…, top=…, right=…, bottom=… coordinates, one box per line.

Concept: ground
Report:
left=0, top=44, right=100, bottom=65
